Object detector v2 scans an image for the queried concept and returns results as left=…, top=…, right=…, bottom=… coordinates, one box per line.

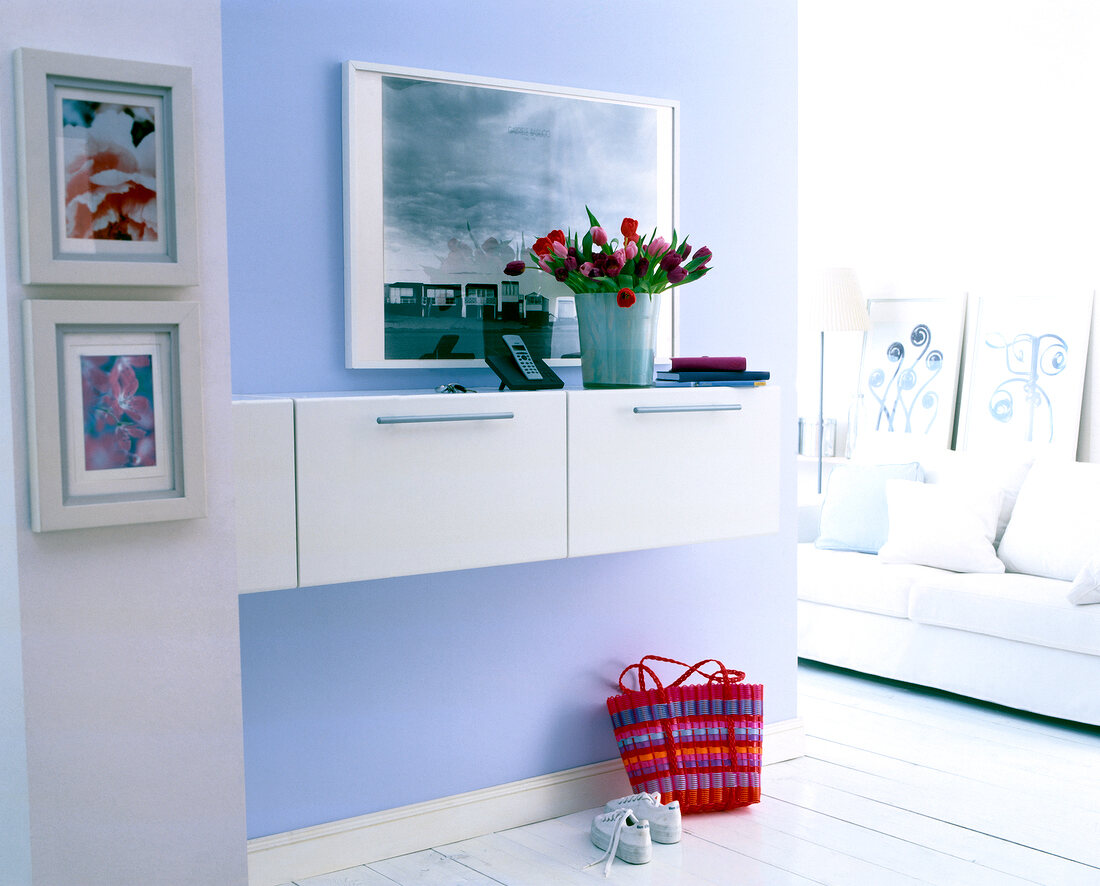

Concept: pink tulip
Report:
left=624, top=241, right=638, bottom=260
left=551, top=240, right=568, bottom=258
left=646, top=236, right=670, bottom=257
left=590, top=226, right=608, bottom=247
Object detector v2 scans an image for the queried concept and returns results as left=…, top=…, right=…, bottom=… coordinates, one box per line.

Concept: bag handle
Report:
left=618, top=655, right=746, bottom=692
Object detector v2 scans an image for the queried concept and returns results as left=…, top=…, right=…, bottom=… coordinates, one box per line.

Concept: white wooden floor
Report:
left=281, top=662, right=1100, bottom=885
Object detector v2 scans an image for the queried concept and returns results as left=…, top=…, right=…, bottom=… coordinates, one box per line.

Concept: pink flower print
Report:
left=62, top=102, right=159, bottom=242
left=81, top=355, right=156, bottom=470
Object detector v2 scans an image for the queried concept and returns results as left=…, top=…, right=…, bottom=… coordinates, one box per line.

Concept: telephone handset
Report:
left=485, top=334, right=564, bottom=390
left=504, top=334, right=542, bottom=381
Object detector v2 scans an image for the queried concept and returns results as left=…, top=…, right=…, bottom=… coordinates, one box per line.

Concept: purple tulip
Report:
left=554, top=265, right=569, bottom=282
left=591, top=226, right=608, bottom=247
left=580, top=262, right=601, bottom=278
left=604, top=249, right=626, bottom=276
left=679, top=241, right=692, bottom=258
left=564, top=256, right=578, bottom=272
left=634, top=256, right=650, bottom=276
left=504, top=260, right=526, bottom=276
left=667, top=265, right=688, bottom=284
left=659, top=250, right=683, bottom=272
left=694, top=246, right=712, bottom=265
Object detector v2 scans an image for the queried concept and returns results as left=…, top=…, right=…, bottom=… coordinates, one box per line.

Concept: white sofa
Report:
left=797, top=446, right=1100, bottom=727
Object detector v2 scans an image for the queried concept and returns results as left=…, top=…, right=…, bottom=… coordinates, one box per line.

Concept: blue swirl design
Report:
left=866, top=324, right=942, bottom=433
left=984, top=331, right=1067, bottom=442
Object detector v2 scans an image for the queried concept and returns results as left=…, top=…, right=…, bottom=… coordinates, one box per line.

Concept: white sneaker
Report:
left=603, top=791, right=682, bottom=844
left=585, top=808, right=652, bottom=876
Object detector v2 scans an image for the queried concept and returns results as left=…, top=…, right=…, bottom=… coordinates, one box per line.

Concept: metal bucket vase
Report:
left=574, top=290, right=662, bottom=388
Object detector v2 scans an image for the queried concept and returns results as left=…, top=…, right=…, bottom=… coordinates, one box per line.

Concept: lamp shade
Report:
left=811, top=267, right=870, bottom=332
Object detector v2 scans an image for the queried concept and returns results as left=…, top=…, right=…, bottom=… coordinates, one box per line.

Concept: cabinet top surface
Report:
left=232, top=385, right=776, bottom=403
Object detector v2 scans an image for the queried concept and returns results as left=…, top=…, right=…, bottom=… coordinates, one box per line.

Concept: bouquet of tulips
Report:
left=504, top=208, right=712, bottom=306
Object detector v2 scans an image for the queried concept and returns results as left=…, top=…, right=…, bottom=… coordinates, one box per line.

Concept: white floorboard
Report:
left=283, top=662, right=1100, bottom=885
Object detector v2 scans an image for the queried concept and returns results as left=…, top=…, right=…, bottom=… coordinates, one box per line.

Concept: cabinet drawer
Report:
left=233, top=399, right=298, bottom=593
left=295, top=391, right=568, bottom=585
left=567, top=386, right=780, bottom=557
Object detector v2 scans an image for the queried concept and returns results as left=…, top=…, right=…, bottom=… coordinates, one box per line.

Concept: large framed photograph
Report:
left=23, top=300, right=206, bottom=531
left=14, top=48, right=198, bottom=286
left=343, top=60, right=678, bottom=368
left=856, top=296, right=967, bottom=449
left=956, top=294, right=1093, bottom=458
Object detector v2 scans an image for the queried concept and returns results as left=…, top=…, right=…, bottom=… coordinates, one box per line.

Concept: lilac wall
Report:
left=224, top=0, right=798, bottom=838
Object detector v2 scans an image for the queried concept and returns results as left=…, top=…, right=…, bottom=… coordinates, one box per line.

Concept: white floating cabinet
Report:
left=232, top=386, right=780, bottom=592
left=293, top=391, right=568, bottom=586
left=566, top=385, right=781, bottom=558
left=233, top=399, right=298, bottom=593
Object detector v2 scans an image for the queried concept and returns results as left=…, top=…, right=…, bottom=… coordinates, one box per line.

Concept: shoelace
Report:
left=584, top=808, right=633, bottom=878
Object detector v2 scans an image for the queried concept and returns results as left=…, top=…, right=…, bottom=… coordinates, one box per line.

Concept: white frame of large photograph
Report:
left=23, top=299, right=206, bottom=532
left=956, top=293, right=1093, bottom=458
left=856, top=296, right=967, bottom=450
left=342, top=60, right=679, bottom=368
left=14, top=48, right=198, bottom=286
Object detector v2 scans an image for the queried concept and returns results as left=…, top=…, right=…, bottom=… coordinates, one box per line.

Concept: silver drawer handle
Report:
left=633, top=404, right=743, bottom=415
left=377, top=411, right=515, bottom=425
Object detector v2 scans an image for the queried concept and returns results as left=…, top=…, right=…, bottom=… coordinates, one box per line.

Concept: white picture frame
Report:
left=956, top=293, right=1093, bottom=457
left=856, top=296, right=967, bottom=449
left=14, top=48, right=198, bottom=286
left=342, top=60, right=679, bottom=368
left=23, top=299, right=206, bottom=531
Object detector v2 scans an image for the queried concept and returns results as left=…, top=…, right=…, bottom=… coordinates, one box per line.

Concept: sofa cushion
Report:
left=998, top=458, right=1100, bottom=581
left=877, top=478, right=1005, bottom=573
left=908, top=572, right=1100, bottom=656
left=798, top=543, right=932, bottom=618
left=1068, top=554, right=1100, bottom=605
left=814, top=461, right=924, bottom=554
left=921, top=448, right=1032, bottom=546
left=852, top=438, right=1033, bottom=546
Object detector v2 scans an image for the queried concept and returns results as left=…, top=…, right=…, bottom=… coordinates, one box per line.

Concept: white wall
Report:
left=0, top=1, right=248, bottom=883
left=798, top=0, right=1100, bottom=462
left=0, top=118, right=31, bottom=885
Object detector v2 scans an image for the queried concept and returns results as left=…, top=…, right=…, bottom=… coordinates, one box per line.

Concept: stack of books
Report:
left=655, top=356, right=769, bottom=387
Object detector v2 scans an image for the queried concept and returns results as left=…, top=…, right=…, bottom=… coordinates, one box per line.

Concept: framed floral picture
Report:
left=23, top=300, right=206, bottom=531
left=14, top=48, right=198, bottom=286
left=343, top=60, right=678, bottom=368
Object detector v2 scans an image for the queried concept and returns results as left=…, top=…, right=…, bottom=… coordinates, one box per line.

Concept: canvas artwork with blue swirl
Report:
left=858, top=297, right=967, bottom=451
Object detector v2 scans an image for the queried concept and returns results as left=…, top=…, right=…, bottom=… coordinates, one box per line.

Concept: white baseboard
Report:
left=247, top=717, right=804, bottom=886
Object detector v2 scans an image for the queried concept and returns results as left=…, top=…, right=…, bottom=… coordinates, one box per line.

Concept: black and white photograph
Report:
left=343, top=61, right=677, bottom=367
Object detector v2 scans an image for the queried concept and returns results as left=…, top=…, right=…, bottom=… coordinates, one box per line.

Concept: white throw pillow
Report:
left=998, top=458, right=1100, bottom=581
left=925, top=449, right=1033, bottom=546
left=878, top=479, right=1005, bottom=573
left=1068, top=555, right=1100, bottom=605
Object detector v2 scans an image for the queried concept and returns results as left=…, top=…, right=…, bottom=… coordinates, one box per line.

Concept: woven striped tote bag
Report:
left=606, top=655, right=763, bottom=813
